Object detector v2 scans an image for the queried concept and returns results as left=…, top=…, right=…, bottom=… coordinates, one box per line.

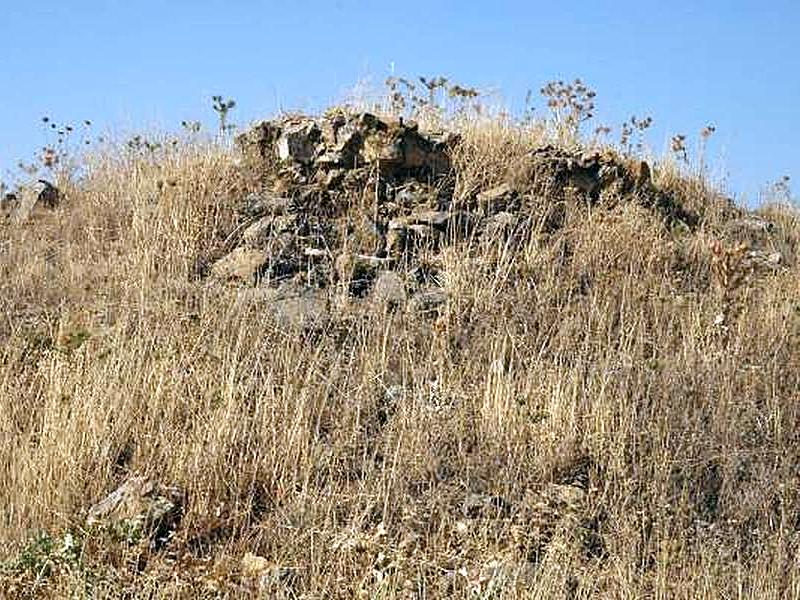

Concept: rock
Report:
left=724, top=215, right=779, bottom=251
left=728, top=215, right=775, bottom=235
left=242, top=215, right=297, bottom=248
left=241, top=552, right=301, bottom=594
left=36, top=179, right=60, bottom=209
left=86, top=475, right=184, bottom=547
left=477, top=183, right=518, bottom=214
left=482, top=211, right=518, bottom=241
left=384, top=211, right=473, bottom=258
left=372, top=271, right=406, bottom=307
left=408, top=288, right=448, bottom=315
left=384, top=226, right=408, bottom=258
left=236, top=120, right=283, bottom=164
left=462, top=493, right=513, bottom=518
left=317, top=113, right=367, bottom=168
left=211, top=247, right=270, bottom=285
left=395, top=210, right=472, bottom=232
left=528, top=146, right=651, bottom=200
left=335, top=253, right=394, bottom=278
left=276, top=119, right=320, bottom=164
left=476, top=558, right=536, bottom=591
left=303, top=247, right=328, bottom=259
left=335, top=253, right=394, bottom=297
left=240, top=110, right=455, bottom=176
left=519, top=483, right=587, bottom=531
left=1, top=192, right=18, bottom=216
left=385, top=221, right=432, bottom=257
left=242, top=217, right=275, bottom=248
left=238, top=192, right=293, bottom=218
left=744, top=249, right=783, bottom=271
left=236, top=283, right=329, bottom=328
left=363, top=122, right=452, bottom=174
left=241, top=552, right=272, bottom=578
left=392, top=181, right=434, bottom=209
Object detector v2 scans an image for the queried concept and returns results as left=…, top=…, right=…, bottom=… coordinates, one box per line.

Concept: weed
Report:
left=540, top=78, right=596, bottom=139
left=670, top=133, right=689, bottom=164
left=212, top=95, right=237, bottom=135
left=1, top=79, right=799, bottom=598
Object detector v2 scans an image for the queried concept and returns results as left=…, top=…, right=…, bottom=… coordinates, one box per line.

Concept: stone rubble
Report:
left=199, top=108, right=737, bottom=327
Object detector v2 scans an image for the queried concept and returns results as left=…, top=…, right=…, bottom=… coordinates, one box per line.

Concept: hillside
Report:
left=2, top=92, right=800, bottom=598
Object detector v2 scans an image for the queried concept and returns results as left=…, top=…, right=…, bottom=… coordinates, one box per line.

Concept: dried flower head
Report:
left=700, top=124, right=716, bottom=139
left=671, top=134, right=688, bottom=163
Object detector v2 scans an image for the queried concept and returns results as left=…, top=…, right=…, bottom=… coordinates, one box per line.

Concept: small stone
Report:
left=482, top=211, right=518, bottom=241
left=728, top=215, right=774, bottom=235
left=86, top=475, right=184, bottom=547
left=236, top=283, right=329, bottom=328
left=477, top=183, right=517, bottom=214
left=210, top=247, right=270, bottom=285
left=241, top=552, right=272, bottom=577
left=241, top=553, right=302, bottom=593
left=238, top=192, right=292, bottom=218
left=744, top=249, right=783, bottom=270
left=462, top=493, right=513, bottom=518
left=36, top=179, right=60, bottom=209
left=242, top=215, right=296, bottom=248
left=408, top=288, right=448, bottom=315
left=372, top=271, right=406, bottom=307
left=303, top=247, right=328, bottom=258
left=1, top=192, right=18, bottom=216
left=405, top=210, right=452, bottom=229
left=336, top=253, right=393, bottom=297
left=385, top=227, right=408, bottom=258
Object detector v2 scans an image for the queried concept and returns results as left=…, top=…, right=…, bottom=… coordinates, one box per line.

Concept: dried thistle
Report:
left=212, top=95, right=237, bottom=134
left=540, top=78, right=596, bottom=135
left=671, top=134, right=688, bottom=163
left=619, top=115, right=652, bottom=154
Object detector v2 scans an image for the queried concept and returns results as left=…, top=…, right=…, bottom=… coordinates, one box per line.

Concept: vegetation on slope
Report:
left=1, top=78, right=800, bottom=598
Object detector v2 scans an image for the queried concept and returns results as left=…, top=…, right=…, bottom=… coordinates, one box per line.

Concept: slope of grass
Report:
left=1, top=107, right=800, bottom=599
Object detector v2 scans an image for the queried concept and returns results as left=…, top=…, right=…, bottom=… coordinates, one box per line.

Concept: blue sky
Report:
left=1, top=1, right=798, bottom=203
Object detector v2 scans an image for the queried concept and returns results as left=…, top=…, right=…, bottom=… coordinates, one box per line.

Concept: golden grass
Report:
left=1, top=115, right=800, bottom=599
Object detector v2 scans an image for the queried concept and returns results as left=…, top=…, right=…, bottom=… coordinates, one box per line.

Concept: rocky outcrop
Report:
left=238, top=110, right=456, bottom=178
left=202, top=110, right=706, bottom=325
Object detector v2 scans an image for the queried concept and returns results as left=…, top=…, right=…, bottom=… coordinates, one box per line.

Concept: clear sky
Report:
left=1, top=1, right=798, bottom=203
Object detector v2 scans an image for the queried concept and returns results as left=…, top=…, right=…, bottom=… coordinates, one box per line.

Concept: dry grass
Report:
left=2, top=111, right=800, bottom=599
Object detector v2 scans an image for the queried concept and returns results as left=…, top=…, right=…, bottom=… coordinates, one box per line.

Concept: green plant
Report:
left=2, top=530, right=84, bottom=584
